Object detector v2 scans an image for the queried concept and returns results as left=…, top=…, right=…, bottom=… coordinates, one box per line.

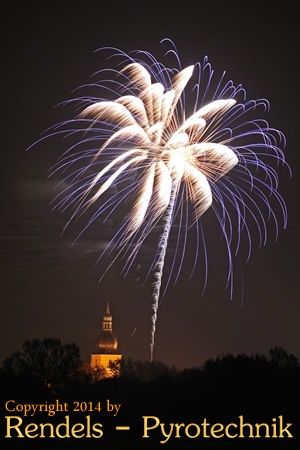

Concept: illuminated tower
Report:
left=90, top=302, right=122, bottom=378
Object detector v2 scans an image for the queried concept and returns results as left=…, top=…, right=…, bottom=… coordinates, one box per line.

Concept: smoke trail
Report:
left=150, top=181, right=178, bottom=361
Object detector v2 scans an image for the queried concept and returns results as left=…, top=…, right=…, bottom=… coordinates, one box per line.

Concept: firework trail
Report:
left=34, top=39, right=289, bottom=361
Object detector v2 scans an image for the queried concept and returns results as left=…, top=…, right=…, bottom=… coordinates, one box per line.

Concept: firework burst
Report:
left=34, top=39, right=289, bottom=360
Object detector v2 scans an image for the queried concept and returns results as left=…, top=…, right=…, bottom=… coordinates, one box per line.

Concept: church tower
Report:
left=90, top=302, right=122, bottom=378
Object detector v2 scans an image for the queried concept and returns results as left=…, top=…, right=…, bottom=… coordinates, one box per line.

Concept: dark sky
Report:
left=1, top=1, right=299, bottom=369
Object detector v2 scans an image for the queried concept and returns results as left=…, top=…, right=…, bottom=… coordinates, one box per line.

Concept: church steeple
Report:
left=96, top=302, right=118, bottom=353
left=90, top=301, right=122, bottom=378
left=102, top=302, right=113, bottom=331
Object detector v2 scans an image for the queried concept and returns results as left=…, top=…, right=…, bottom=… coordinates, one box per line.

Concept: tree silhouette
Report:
left=112, top=357, right=178, bottom=382
left=269, top=346, right=299, bottom=370
left=2, top=338, right=81, bottom=391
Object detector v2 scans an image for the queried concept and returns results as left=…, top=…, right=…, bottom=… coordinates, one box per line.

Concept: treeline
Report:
left=2, top=338, right=299, bottom=384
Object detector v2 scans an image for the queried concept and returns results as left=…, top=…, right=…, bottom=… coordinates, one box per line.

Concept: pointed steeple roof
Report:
left=96, top=302, right=118, bottom=353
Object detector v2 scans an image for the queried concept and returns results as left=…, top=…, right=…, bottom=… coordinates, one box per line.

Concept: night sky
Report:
left=1, top=1, right=299, bottom=369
